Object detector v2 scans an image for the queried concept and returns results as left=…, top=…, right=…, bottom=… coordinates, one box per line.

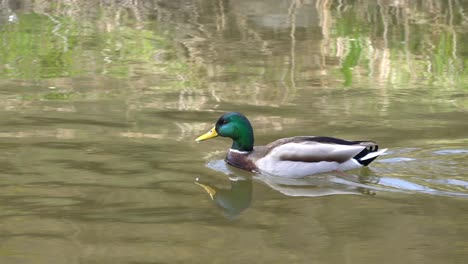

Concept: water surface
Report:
left=0, top=0, right=467, bottom=263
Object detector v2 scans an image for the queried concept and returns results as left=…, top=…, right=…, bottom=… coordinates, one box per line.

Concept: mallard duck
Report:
left=196, top=112, right=387, bottom=178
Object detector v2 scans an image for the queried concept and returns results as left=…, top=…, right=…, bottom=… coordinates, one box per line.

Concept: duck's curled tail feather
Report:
left=353, top=144, right=387, bottom=166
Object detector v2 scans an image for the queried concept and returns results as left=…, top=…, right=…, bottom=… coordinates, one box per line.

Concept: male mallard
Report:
left=196, top=112, right=387, bottom=178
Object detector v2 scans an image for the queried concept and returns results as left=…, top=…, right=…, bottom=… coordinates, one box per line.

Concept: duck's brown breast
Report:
left=225, top=149, right=258, bottom=172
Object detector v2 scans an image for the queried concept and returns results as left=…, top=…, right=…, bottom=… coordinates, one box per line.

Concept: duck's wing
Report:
left=264, top=136, right=380, bottom=163
left=255, top=136, right=387, bottom=178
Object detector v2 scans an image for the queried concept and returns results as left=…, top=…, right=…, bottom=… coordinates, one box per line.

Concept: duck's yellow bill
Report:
left=194, top=182, right=217, bottom=200
left=195, top=126, right=218, bottom=142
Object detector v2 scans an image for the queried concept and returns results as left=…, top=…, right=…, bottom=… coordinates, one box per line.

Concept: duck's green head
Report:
left=196, top=112, right=254, bottom=151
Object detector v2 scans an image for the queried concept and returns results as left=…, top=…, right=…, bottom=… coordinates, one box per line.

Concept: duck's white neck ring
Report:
left=228, top=148, right=249, bottom=154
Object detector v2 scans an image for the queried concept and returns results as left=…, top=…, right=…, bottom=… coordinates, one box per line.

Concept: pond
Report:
left=0, top=0, right=467, bottom=263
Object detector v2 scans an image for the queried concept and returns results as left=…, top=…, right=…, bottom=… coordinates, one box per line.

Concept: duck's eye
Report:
left=222, top=120, right=228, bottom=125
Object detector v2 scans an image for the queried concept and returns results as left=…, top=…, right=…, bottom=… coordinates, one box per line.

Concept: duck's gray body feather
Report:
left=227, top=136, right=387, bottom=178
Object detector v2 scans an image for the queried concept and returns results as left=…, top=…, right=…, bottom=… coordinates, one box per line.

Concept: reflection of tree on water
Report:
left=2, top=0, right=467, bottom=123
left=3, top=0, right=467, bottom=85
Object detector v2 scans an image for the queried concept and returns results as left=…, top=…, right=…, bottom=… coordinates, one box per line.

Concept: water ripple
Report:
left=433, top=149, right=468, bottom=155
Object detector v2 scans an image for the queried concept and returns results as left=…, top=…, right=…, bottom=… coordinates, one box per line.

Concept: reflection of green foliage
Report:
left=96, top=27, right=168, bottom=78
left=0, top=13, right=74, bottom=78
left=327, top=3, right=467, bottom=88
left=341, top=40, right=362, bottom=86
left=432, top=31, right=455, bottom=80
left=20, top=91, right=75, bottom=101
left=43, top=92, right=73, bottom=100
left=335, top=10, right=368, bottom=37
left=0, top=12, right=193, bottom=86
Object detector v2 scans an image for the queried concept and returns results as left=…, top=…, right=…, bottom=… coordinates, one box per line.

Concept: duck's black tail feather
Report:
left=353, top=144, right=387, bottom=166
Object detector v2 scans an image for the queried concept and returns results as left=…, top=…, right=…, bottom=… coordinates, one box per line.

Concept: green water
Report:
left=0, top=0, right=467, bottom=263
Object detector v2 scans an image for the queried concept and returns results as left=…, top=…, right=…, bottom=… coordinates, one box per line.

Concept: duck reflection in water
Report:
left=256, top=170, right=378, bottom=197
left=196, top=160, right=378, bottom=219
left=195, top=175, right=253, bottom=219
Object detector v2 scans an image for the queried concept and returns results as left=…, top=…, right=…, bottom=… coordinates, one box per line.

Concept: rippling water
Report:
left=0, top=0, right=468, bottom=263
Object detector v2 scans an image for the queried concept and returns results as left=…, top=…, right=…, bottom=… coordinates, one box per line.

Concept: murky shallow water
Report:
left=1, top=0, right=468, bottom=263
